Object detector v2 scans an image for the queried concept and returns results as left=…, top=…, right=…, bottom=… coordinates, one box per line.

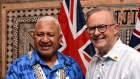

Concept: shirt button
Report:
left=102, top=64, right=104, bottom=66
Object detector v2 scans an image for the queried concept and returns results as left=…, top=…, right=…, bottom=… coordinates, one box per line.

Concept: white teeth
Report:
left=41, top=45, right=51, bottom=47
left=94, top=37, right=104, bottom=41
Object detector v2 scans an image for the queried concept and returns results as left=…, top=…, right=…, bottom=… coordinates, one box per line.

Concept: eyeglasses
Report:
left=86, top=24, right=115, bottom=34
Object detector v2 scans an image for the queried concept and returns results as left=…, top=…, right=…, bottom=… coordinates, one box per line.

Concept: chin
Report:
left=39, top=52, right=53, bottom=57
left=40, top=50, right=51, bottom=54
left=94, top=44, right=105, bottom=48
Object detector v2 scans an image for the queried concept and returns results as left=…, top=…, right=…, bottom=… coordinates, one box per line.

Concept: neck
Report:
left=98, top=37, right=118, bottom=57
left=40, top=54, right=57, bottom=69
left=98, top=51, right=108, bottom=57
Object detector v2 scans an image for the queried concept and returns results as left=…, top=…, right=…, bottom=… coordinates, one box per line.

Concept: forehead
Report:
left=87, top=10, right=113, bottom=26
left=35, top=21, right=59, bottom=33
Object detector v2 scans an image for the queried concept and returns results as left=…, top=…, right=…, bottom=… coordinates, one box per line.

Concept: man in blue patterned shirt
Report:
left=6, top=16, right=84, bottom=79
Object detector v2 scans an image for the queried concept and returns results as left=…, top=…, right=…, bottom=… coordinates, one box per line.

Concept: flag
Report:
left=58, top=0, right=96, bottom=75
left=129, top=8, right=140, bottom=52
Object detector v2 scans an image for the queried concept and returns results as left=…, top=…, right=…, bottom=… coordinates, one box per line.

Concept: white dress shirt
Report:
left=86, top=39, right=140, bottom=79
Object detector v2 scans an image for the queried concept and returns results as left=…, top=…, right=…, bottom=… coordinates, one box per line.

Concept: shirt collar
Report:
left=30, top=49, right=46, bottom=66
left=30, top=49, right=72, bottom=67
left=103, top=38, right=123, bottom=61
left=51, top=52, right=73, bottom=70
left=55, top=52, right=72, bottom=66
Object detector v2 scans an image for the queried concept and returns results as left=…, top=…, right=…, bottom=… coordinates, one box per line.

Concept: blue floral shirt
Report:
left=6, top=49, right=85, bottom=79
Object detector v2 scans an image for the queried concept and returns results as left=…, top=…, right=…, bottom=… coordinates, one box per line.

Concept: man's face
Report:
left=87, top=10, right=119, bottom=52
left=34, top=21, right=62, bottom=57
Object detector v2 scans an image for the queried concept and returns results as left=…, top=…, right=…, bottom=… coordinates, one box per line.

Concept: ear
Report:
left=33, top=32, right=35, bottom=39
left=114, top=24, right=119, bottom=35
left=59, top=34, right=63, bottom=43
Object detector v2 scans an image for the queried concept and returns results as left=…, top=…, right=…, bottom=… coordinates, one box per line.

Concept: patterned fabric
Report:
left=86, top=39, right=140, bottom=79
left=6, top=49, right=84, bottom=79
left=32, top=63, right=47, bottom=79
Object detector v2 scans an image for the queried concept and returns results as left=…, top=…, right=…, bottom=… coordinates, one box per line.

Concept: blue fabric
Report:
left=6, top=49, right=85, bottom=79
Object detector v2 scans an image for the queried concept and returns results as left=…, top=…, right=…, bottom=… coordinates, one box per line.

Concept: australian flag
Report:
left=58, top=0, right=96, bottom=75
left=129, top=7, right=140, bottom=52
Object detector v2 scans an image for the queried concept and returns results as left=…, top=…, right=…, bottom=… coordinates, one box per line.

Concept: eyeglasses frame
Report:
left=86, top=24, right=115, bottom=34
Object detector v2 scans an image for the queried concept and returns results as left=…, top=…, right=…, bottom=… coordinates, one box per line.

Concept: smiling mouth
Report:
left=40, top=44, right=51, bottom=47
left=94, top=37, right=105, bottom=41
left=40, top=44, right=52, bottom=50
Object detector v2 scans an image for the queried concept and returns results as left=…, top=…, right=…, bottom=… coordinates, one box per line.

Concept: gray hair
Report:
left=35, top=16, right=62, bottom=35
left=86, top=7, right=118, bottom=24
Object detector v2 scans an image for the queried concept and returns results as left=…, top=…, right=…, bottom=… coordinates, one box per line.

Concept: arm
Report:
left=5, top=64, right=19, bottom=79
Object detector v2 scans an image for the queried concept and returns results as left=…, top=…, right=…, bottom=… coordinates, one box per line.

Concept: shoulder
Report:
left=6, top=54, right=30, bottom=77
left=58, top=52, right=82, bottom=71
left=8, top=54, right=29, bottom=68
left=121, top=44, right=140, bottom=66
left=122, top=44, right=140, bottom=57
left=116, top=39, right=140, bottom=55
left=58, top=52, right=79, bottom=65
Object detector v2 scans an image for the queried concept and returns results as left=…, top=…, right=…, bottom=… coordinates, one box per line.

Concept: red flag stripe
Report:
left=138, top=8, right=140, bottom=20
left=70, top=0, right=74, bottom=24
left=134, top=29, right=140, bottom=36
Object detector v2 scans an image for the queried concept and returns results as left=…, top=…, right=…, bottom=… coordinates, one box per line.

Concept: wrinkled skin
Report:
left=33, top=21, right=62, bottom=59
left=87, top=10, right=119, bottom=57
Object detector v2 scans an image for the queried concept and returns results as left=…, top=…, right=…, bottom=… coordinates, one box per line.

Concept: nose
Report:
left=41, top=35, right=49, bottom=43
left=94, top=28, right=101, bottom=35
